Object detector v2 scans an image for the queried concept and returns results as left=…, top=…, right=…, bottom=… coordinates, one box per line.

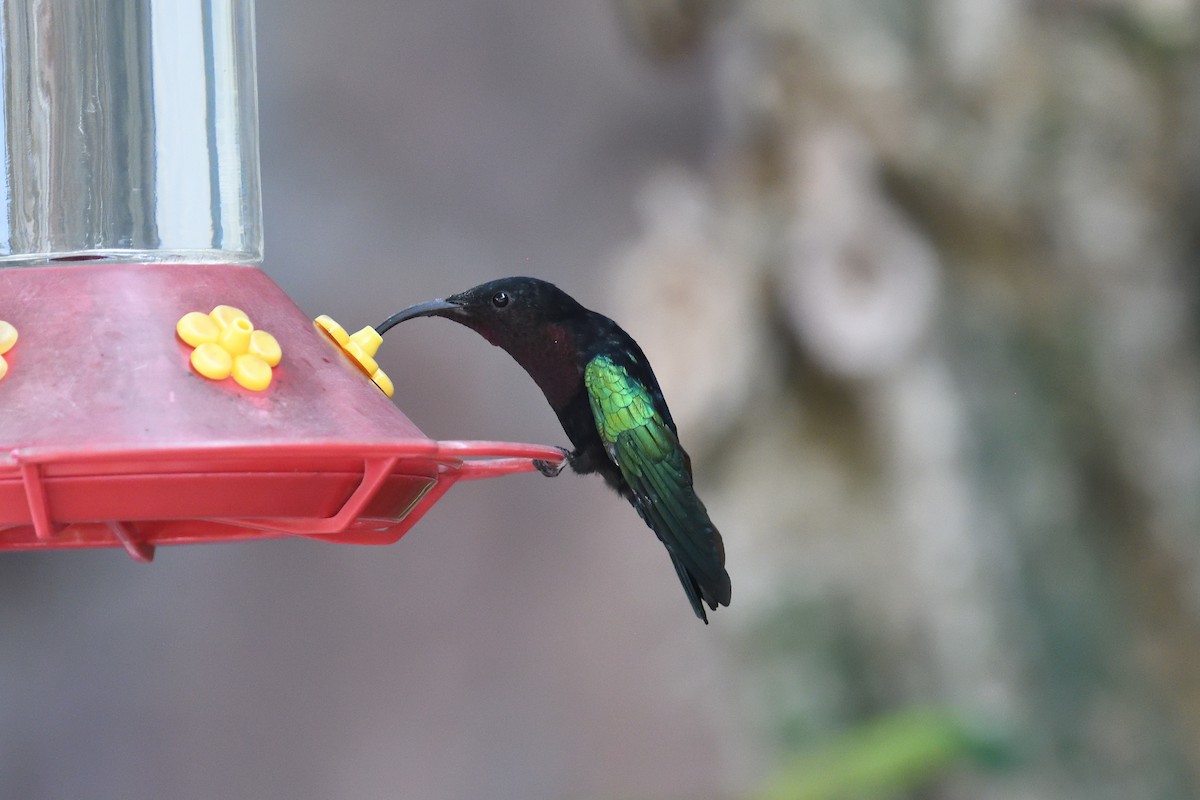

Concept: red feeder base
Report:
left=0, top=263, right=564, bottom=561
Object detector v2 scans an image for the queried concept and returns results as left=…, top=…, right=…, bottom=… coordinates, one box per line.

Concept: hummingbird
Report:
left=376, top=277, right=731, bottom=622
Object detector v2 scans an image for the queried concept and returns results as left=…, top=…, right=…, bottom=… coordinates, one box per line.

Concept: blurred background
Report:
left=4, top=0, right=1200, bottom=797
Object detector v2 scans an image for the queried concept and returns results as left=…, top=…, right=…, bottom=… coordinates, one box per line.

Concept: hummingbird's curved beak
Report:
left=375, top=298, right=464, bottom=335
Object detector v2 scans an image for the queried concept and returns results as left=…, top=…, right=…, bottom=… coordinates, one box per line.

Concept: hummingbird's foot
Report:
left=533, top=447, right=571, bottom=477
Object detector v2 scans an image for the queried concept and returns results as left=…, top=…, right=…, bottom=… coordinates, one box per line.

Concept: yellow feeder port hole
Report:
left=178, top=306, right=281, bottom=391
left=314, top=315, right=394, bottom=397
left=0, top=319, right=18, bottom=380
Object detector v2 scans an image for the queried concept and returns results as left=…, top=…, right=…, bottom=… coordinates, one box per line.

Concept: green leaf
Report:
left=758, top=709, right=1015, bottom=800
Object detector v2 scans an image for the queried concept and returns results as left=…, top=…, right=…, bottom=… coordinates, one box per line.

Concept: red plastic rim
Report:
left=0, top=438, right=566, bottom=560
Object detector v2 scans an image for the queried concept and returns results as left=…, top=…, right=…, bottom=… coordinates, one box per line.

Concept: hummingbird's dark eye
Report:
left=492, top=291, right=510, bottom=308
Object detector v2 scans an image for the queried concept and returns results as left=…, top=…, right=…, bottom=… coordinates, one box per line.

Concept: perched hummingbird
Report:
left=376, top=277, right=731, bottom=622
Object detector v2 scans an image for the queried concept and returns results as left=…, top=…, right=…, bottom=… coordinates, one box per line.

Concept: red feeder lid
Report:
left=0, top=263, right=563, bottom=561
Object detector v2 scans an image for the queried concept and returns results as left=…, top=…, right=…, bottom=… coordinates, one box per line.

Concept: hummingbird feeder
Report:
left=0, top=0, right=562, bottom=562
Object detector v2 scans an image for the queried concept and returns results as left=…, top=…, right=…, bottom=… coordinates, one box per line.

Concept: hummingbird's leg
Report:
left=533, top=447, right=572, bottom=477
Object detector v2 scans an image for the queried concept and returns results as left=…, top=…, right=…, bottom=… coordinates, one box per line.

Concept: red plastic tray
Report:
left=0, top=264, right=564, bottom=560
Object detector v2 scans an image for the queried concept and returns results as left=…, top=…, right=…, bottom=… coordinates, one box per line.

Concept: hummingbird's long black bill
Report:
left=375, top=298, right=463, bottom=336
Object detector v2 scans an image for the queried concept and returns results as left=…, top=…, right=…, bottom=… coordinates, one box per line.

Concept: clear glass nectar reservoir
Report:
left=0, top=0, right=262, bottom=265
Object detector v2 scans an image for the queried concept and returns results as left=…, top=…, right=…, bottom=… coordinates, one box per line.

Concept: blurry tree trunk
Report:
left=612, top=1, right=1200, bottom=797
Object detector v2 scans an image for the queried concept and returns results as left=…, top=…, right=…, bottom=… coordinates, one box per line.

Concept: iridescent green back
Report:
left=583, top=353, right=729, bottom=618
left=584, top=355, right=668, bottom=458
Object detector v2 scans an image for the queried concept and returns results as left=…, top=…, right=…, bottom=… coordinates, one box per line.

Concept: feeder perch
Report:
left=0, top=1, right=563, bottom=561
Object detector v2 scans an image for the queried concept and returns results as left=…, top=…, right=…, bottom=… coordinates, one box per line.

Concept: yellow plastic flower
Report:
left=0, top=319, right=16, bottom=380
left=177, top=306, right=281, bottom=391
left=314, top=315, right=394, bottom=397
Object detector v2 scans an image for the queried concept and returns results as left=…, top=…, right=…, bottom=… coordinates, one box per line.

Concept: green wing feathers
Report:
left=584, top=356, right=731, bottom=619
left=585, top=356, right=661, bottom=450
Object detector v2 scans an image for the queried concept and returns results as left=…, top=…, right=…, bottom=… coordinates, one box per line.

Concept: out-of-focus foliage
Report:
left=759, top=709, right=1011, bottom=800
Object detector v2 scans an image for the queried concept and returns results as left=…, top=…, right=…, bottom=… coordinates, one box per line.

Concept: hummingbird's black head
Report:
left=376, top=276, right=596, bottom=407
left=376, top=277, right=587, bottom=346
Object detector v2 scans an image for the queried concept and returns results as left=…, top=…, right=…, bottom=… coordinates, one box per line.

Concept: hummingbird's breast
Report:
left=509, top=322, right=584, bottom=409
